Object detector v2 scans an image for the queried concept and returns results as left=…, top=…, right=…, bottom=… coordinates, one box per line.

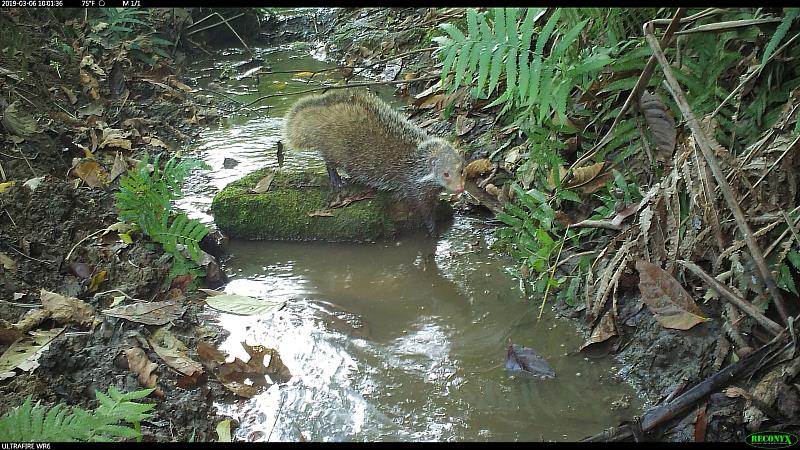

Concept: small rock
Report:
left=223, top=157, right=239, bottom=169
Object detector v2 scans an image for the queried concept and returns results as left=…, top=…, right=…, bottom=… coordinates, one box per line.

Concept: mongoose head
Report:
left=419, top=138, right=465, bottom=193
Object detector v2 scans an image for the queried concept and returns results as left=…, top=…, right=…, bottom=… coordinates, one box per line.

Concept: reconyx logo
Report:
left=746, top=431, right=799, bottom=448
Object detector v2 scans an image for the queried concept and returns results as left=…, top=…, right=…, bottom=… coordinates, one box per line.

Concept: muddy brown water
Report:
left=180, top=44, right=641, bottom=441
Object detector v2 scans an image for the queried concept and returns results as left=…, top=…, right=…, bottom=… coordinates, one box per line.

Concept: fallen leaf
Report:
left=196, top=341, right=227, bottom=369
left=204, top=294, right=285, bottom=316
left=639, top=91, right=676, bottom=162
left=216, top=419, right=233, bottom=442
left=1, top=102, right=37, bottom=138
left=102, top=301, right=185, bottom=325
left=579, top=310, right=618, bottom=352
left=327, top=191, right=375, bottom=209
left=0, top=181, right=16, bottom=193
left=109, top=152, right=129, bottom=182
left=217, top=342, right=291, bottom=398
left=636, top=260, right=711, bottom=330
left=142, top=136, right=168, bottom=148
left=40, top=289, right=95, bottom=326
left=197, top=289, right=224, bottom=297
left=463, top=158, right=493, bottom=180
left=80, top=69, right=100, bottom=101
left=505, top=340, right=555, bottom=379
left=148, top=327, right=203, bottom=377
left=455, top=115, right=476, bottom=136
left=307, top=210, right=334, bottom=217
left=0, top=252, right=17, bottom=271
left=124, top=346, right=162, bottom=396
left=88, top=270, right=107, bottom=292
left=0, top=328, right=64, bottom=380
left=250, top=174, right=274, bottom=194
left=416, top=93, right=446, bottom=109
left=72, top=160, right=109, bottom=187
left=99, top=128, right=132, bottom=150
left=60, top=85, right=78, bottom=105
left=293, top=71, right=316, bottom=79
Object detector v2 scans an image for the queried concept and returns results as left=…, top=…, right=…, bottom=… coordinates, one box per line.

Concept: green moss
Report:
left=211, top=168, right=453, bottom=242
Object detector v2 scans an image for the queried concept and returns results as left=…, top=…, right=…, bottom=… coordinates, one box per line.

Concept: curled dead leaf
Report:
left=72, top=160, right=109, bottom=187
left=124, top=346, right=163, bottom=396
left=463, top=158, right=494, bottom=180
left=40, top=289, right=95, bottom=327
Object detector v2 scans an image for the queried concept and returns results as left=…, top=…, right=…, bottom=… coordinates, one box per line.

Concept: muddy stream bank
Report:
left=181, top=44, right=642, bottom=441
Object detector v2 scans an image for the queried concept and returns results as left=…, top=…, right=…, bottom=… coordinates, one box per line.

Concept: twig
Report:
left=95, top=289, right=136, bottom=301
left=584, top=335, right=789, bottom=441
left=537, top=225, right=569, bottom=320
left=65, top=228, right=106, bottom=262
left=678, top=260, right=784, bottom=336
left=644, top=23, right=790, bottom=326
left=0, top=242, right=53, bottom=265
left=186, top=12, right=246, bottom=36
left=568, top=8, right=686, bottom=174
left=240, top=74, right=440, bottom=109
left=187, top=12, right=251, bottom=56
left=673, top=18, right=782, bottom=36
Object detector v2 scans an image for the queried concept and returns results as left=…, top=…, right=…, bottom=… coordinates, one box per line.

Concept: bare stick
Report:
left=537, top=225, right=570, bottom=320
left=678, top=260, right=784, bottom=336
left=644, top=24, right=790, bottom=326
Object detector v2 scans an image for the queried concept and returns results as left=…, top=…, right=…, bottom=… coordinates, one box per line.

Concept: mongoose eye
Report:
left=444, top=172, right=450, bottom=178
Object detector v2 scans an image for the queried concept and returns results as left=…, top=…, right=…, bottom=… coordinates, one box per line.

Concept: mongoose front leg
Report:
left=326, top=162, right=345, bottom=191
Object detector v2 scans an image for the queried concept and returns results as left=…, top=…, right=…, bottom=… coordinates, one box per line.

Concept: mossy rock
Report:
left=211, top=168, right=453, bottom=242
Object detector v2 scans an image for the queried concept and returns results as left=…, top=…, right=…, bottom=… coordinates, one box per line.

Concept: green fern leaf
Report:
left=506, top=47, right=518, bottom=95
left=487, top=44, right=506, bottom=95
left=466, top=8, right=479, bottom=37
left=494, top=8, right=506, bottom=44
left=535, top=9, right=561, bottom=55
left=440, top=45, right=458, bottom=85
left=518, top=49, right=530, bottom=101
left=454, top=40, right=475, bottom=90
left=475, top=42, right=493, bottom=96
left=506, top=8, right=519, bottom=47
left=761, top=8, right=799, bottom=67
left=552, top=19, right=589, bottom=60
left=528, top=55, right=542, bottom=106
left=439, top=22, right=466, bottom=43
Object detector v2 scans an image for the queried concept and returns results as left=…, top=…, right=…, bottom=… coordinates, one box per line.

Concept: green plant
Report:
left=115, top=153, right=211, bottom=279
left=0, top=387, right=155, bottom=442
left=434, top=8, right=612, bottom=125
left=86, top=8, right=173, bottom=67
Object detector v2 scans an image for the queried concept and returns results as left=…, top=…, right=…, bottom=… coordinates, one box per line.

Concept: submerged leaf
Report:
left=636, top=260, right=711, bottom=330
left=505, top=340, right=555, bottom=379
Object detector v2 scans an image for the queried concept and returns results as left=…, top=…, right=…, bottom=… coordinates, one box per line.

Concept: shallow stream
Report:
left=179, top=43, right=641, bottom=442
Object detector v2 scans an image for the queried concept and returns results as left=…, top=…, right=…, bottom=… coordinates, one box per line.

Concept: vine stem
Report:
left=537, top=224, right=570, bottom=320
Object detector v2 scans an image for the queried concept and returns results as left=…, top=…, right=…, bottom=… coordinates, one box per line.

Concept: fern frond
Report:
left=762, top=8, right=799, bottom=67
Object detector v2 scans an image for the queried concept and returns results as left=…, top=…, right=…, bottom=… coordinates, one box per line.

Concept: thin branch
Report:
left=644, top=22, right=790, bottom=326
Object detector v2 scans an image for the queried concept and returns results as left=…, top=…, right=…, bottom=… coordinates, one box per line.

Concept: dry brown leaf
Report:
left=196, top=341, right=227, bottom=370
left=463, top=158, right=493, bottom=180
left=250, top=174, right=274, bottom=194
left=0, top=328, right=64, bottom=380
left=417, top=93, right=445, bottom=109
left=40, top=289, right=95, bottom=327
left=124, top=346, right=162, bottom=396
left=636, top=260, right=711, bottom=330
left=109, top=152, right=129, bottom=182
left=327, top=191, right=375, bottom=209
left=102, top=301, right=185, bottom=325
left=0, top=252, right=17, bottom=272
left=99, top=128, right=132, bottom=150
left=72, top=160, right=109, bottom=187
left=80, top=69, right=100, bottom=101
left=307, top=210, right=334, bottom=217
left=455, top=115, right=476, bottom=136
left=148, top=327, right=203, bottom=377
left=639, top=91, right=676, bottom=162
left=60, top=86, right=78, bottom=105
left=579, top=310, right=618, bottom=352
